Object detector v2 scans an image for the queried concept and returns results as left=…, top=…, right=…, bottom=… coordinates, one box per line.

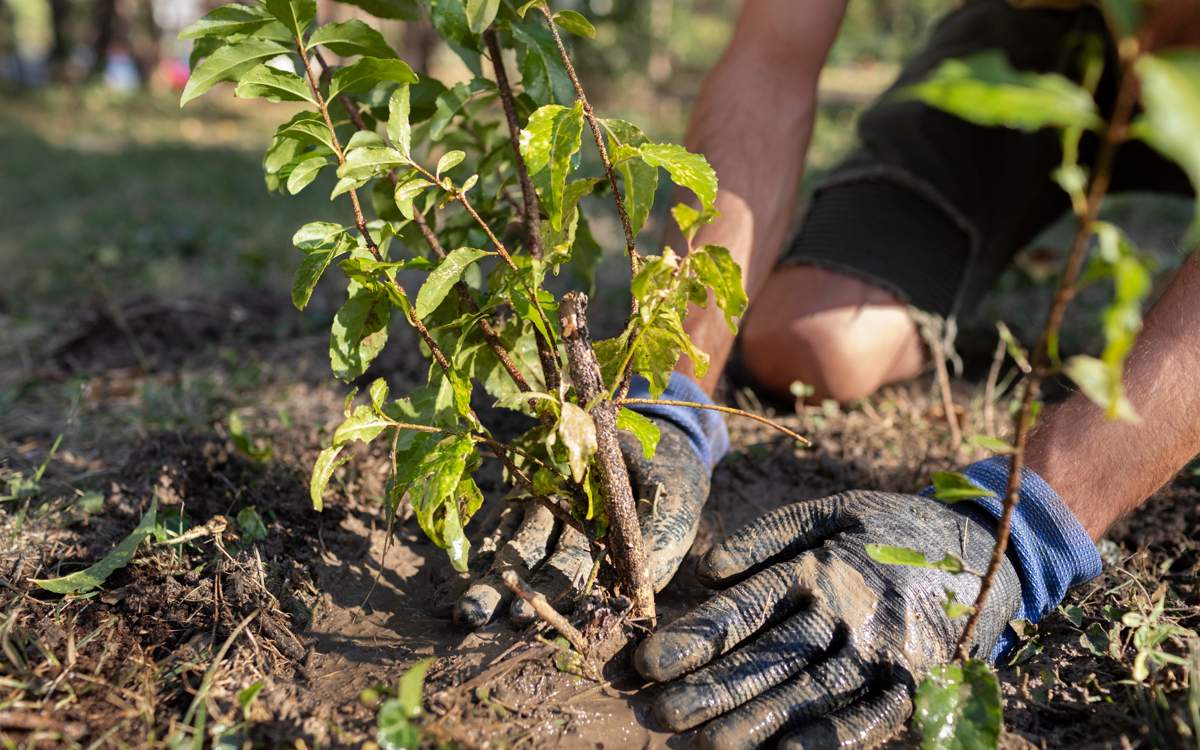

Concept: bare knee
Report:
left=740, top=266, right=924, bottom=403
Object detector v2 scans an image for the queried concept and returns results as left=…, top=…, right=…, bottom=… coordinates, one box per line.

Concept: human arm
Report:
left=673, top=0, right=850, bottom=394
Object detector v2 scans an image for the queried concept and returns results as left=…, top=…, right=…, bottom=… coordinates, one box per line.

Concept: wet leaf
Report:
left=179, top=3, right=274, bottom=41
left=286, top=155, right=328, bottom=195
left=436, top=149, right=466, bottom=177
left=33, top=498, right=158, bottom=594
left=388, top=84, right=412, bottom=159
left=338, top=146, right=408, bottom=182
left=329, top=57, right=417, bottom=99
left=904, top=50, right=1101, bottom=132
left=521, top=102, right=584, bottom=229
left=913, top=659, right=1002, bottom=750
left=234, top=64, right=313, bottom=102
left=309, top=20, right=397, bottom=59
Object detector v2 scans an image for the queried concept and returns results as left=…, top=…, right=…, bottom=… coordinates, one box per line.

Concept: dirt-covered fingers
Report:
left=693, top=650, right=875, bottom=750
left=650, top=603, right=840, bottom=731
left=696, top=495, right=858, bottom=587
left=634, top=558, right=814, bottom=682
left=453, top=504, right=557, bottom=627
left=508, top=524, right=593, bottom=625
left=778, top=682, right=911, bottom=750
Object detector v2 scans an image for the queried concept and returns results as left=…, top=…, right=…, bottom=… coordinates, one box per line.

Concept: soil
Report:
left=1, top=288, right=1197, bottom=750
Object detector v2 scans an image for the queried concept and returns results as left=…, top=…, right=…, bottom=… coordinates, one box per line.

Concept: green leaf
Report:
left=942, top=589, right=975, bottom=620
left=179, top=3, right=274, bottom=41
left=229, top=411, right=272, bottom=461
left=523, top=102, right=584, bottom=230
left=1100, top=0, right=1142, bottom=39
left=633, top=309, right=707, bottom=397
left=329, top=57, right=417, bottom=99
left=465, top=0, right=500, bottom=33
left=516, top=0, right=546, bottom=17
left=552, top=10, right=596, bottom=38
left=415, top=247, right=492, bottom=319
left=429, top=81, right=471, bottom=140
left=639, top=142, right=718, bottom=211
left=181, top=39, right=289, bottom=106
left=903, top=50, right=1101, bottom=133
left=308, top=20, right=397, bottom=59
left=236, top=506, right=269, bottom=542
left=310, top=445, right=347, bottom=510
left=338, top=146, right=408, bottom=182
left=388, top=84, right=412, bottom=159
left=292, top=234, right=348, bottom=310
left=406, top=436, right=476, bottom=569
left=603, top=119, right=656, bottom=236
left=276, top=110, right=336, bottom=152
left=264, top=0, right=315, bottom=40
left=330, top=288, right=391, bottom=380
left=334, top=405, right=393, bottom=446
left=398, top=658, right=434, bottom=717
left=965, top=434, right=1013, bottom=454
left=691, top=245, right=747, bottom=332
left=369, top=378, right=390, bottom=412
left=616, top=408, right=660, bottom=461
left=286, top=155, right=328, bottom=195
left=393, top=176, right=433, bottom=220
left=33, top=498, right=158, bottom=594
left=671, top=202, right=717, bottom=242
left=1063, top=355, right=1140, bottom=423
left=913, top=660, right=1002, bottom=750
left=429, top=0, right=482, bottom=74
left=293, top=220, right=346, bottom=250
left=864, top=544, right=967, bottom=574
left=931, top=471, right=996, bottom=503
left=557, top=402, right=597, bottom=483
left=1134, top=52, right=1200, bottom=240
left=333, top=0, right=420, bottom=20
left=436, top=149, right=466, bottom=177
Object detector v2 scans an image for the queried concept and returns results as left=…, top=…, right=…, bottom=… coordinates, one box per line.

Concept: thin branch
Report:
left=617, top=398, right=811, bottom=446
left=537, top=6, right=638, bottom=273
left=484, top=29, right=544, bottom=260
left=954, top=51, right=1140, bottom=659
left=501, top=571, right=589, bottom=654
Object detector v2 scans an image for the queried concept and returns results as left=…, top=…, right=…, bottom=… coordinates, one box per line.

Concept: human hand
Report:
left=634, top=491, right=1022, bottom=750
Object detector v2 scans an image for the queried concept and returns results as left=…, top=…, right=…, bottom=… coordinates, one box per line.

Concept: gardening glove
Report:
left=445, top=373, right=729, bottom=628
left=635, top=458, right=1102, bottom=750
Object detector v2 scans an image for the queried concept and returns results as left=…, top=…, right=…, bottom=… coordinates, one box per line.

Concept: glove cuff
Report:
left=929, top=456, right=1102, bottom=660
left=626, top=373, right=729, bottom=470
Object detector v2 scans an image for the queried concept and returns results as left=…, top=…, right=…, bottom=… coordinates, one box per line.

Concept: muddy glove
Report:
left=447, top=373, right=728, bottom=628
left=634, top=458, right=1101, bottom=750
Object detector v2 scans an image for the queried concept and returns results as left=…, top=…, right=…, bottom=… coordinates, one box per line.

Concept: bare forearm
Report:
left=1027, top=252, right=1200, bottom=538
left=675, top=0, right=849, bottom=392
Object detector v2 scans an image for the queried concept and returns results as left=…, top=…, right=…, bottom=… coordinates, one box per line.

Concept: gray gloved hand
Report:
left=634, top=490, right=1022, bottom=750
left=443, top=418, right=710, bottom=628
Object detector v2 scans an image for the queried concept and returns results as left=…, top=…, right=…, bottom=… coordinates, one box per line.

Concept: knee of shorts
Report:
left=741, top=307, right=895, bottom=403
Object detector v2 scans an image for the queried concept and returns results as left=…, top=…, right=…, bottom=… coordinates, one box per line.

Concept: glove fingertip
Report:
left=453, top=592, right=497, bottom=629
left=633, top=632, right=691, bottom=683
left=696, top=546, right=740, bottom=587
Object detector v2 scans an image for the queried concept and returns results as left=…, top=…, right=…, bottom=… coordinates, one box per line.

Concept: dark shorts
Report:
left=783, top=0, right=1191, bottom=318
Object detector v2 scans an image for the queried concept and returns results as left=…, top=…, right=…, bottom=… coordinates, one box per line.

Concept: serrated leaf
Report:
left=436, top=149, right=466, bottom=177
left=415, top=247, right=492, bottom=319
left=329, top=56, right=417, bottom=99
left=931, top=471, right=996, bottom=503
left=691, top=244, right=747, bottom=332
left=604, top=118, right=656, bottom=236
left=616, top=408, right=660, bottom=461
left=904, top=50, right=1101, bottom=133
left=1135, top=52, right=1200, bottom=240
left=264, top=0, right=315, bottom=39
left=310, top=445, right=347, bottom=510
left=32, top=498, right=158, bottom=594
left=179, top=3, right=274, bottom=40
left=465, top=0, right=500, bottom=33
left=309, top=20, right=397, bottom=59
left=388, top=84, right=412, bottom=158
left=553, top=10, right=596, bottom=38
left=913, top=660, right=1002, bottom=750
left=558, top=402, right=598, bottom=483
left=181, top=39, right=289, bottom=106
left=639, top=142, right=717, bottom=211
left=286, top=155, right=328, bottom=195
left=330, top=288, right=391, bottom=380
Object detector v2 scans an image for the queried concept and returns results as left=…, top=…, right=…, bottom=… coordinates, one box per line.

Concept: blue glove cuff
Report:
left=626, top=373, right=729, bottom=470
left=925, top=456, right=1102, bottom=660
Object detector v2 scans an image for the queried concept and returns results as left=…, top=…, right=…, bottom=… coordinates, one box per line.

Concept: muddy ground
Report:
left=2, top=93, right=1198, bottom=750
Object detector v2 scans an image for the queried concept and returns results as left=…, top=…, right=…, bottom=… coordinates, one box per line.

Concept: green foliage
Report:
left=237, top=506, right=269, bottom=542
left=377, top=658, right=434, bottom=750
left=179, top=0, right=741, bottom=585
left=33, top=498, right=158, bottom=595
left=903, top=50, right=1101, bottom=133
left=913, top=660, right=1002, bottom=750
left=864, top=544, right=968, bottom=575
left=931, top=471, right=995, bottom=503
left=1135, top=52, right=1200, bottom=240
